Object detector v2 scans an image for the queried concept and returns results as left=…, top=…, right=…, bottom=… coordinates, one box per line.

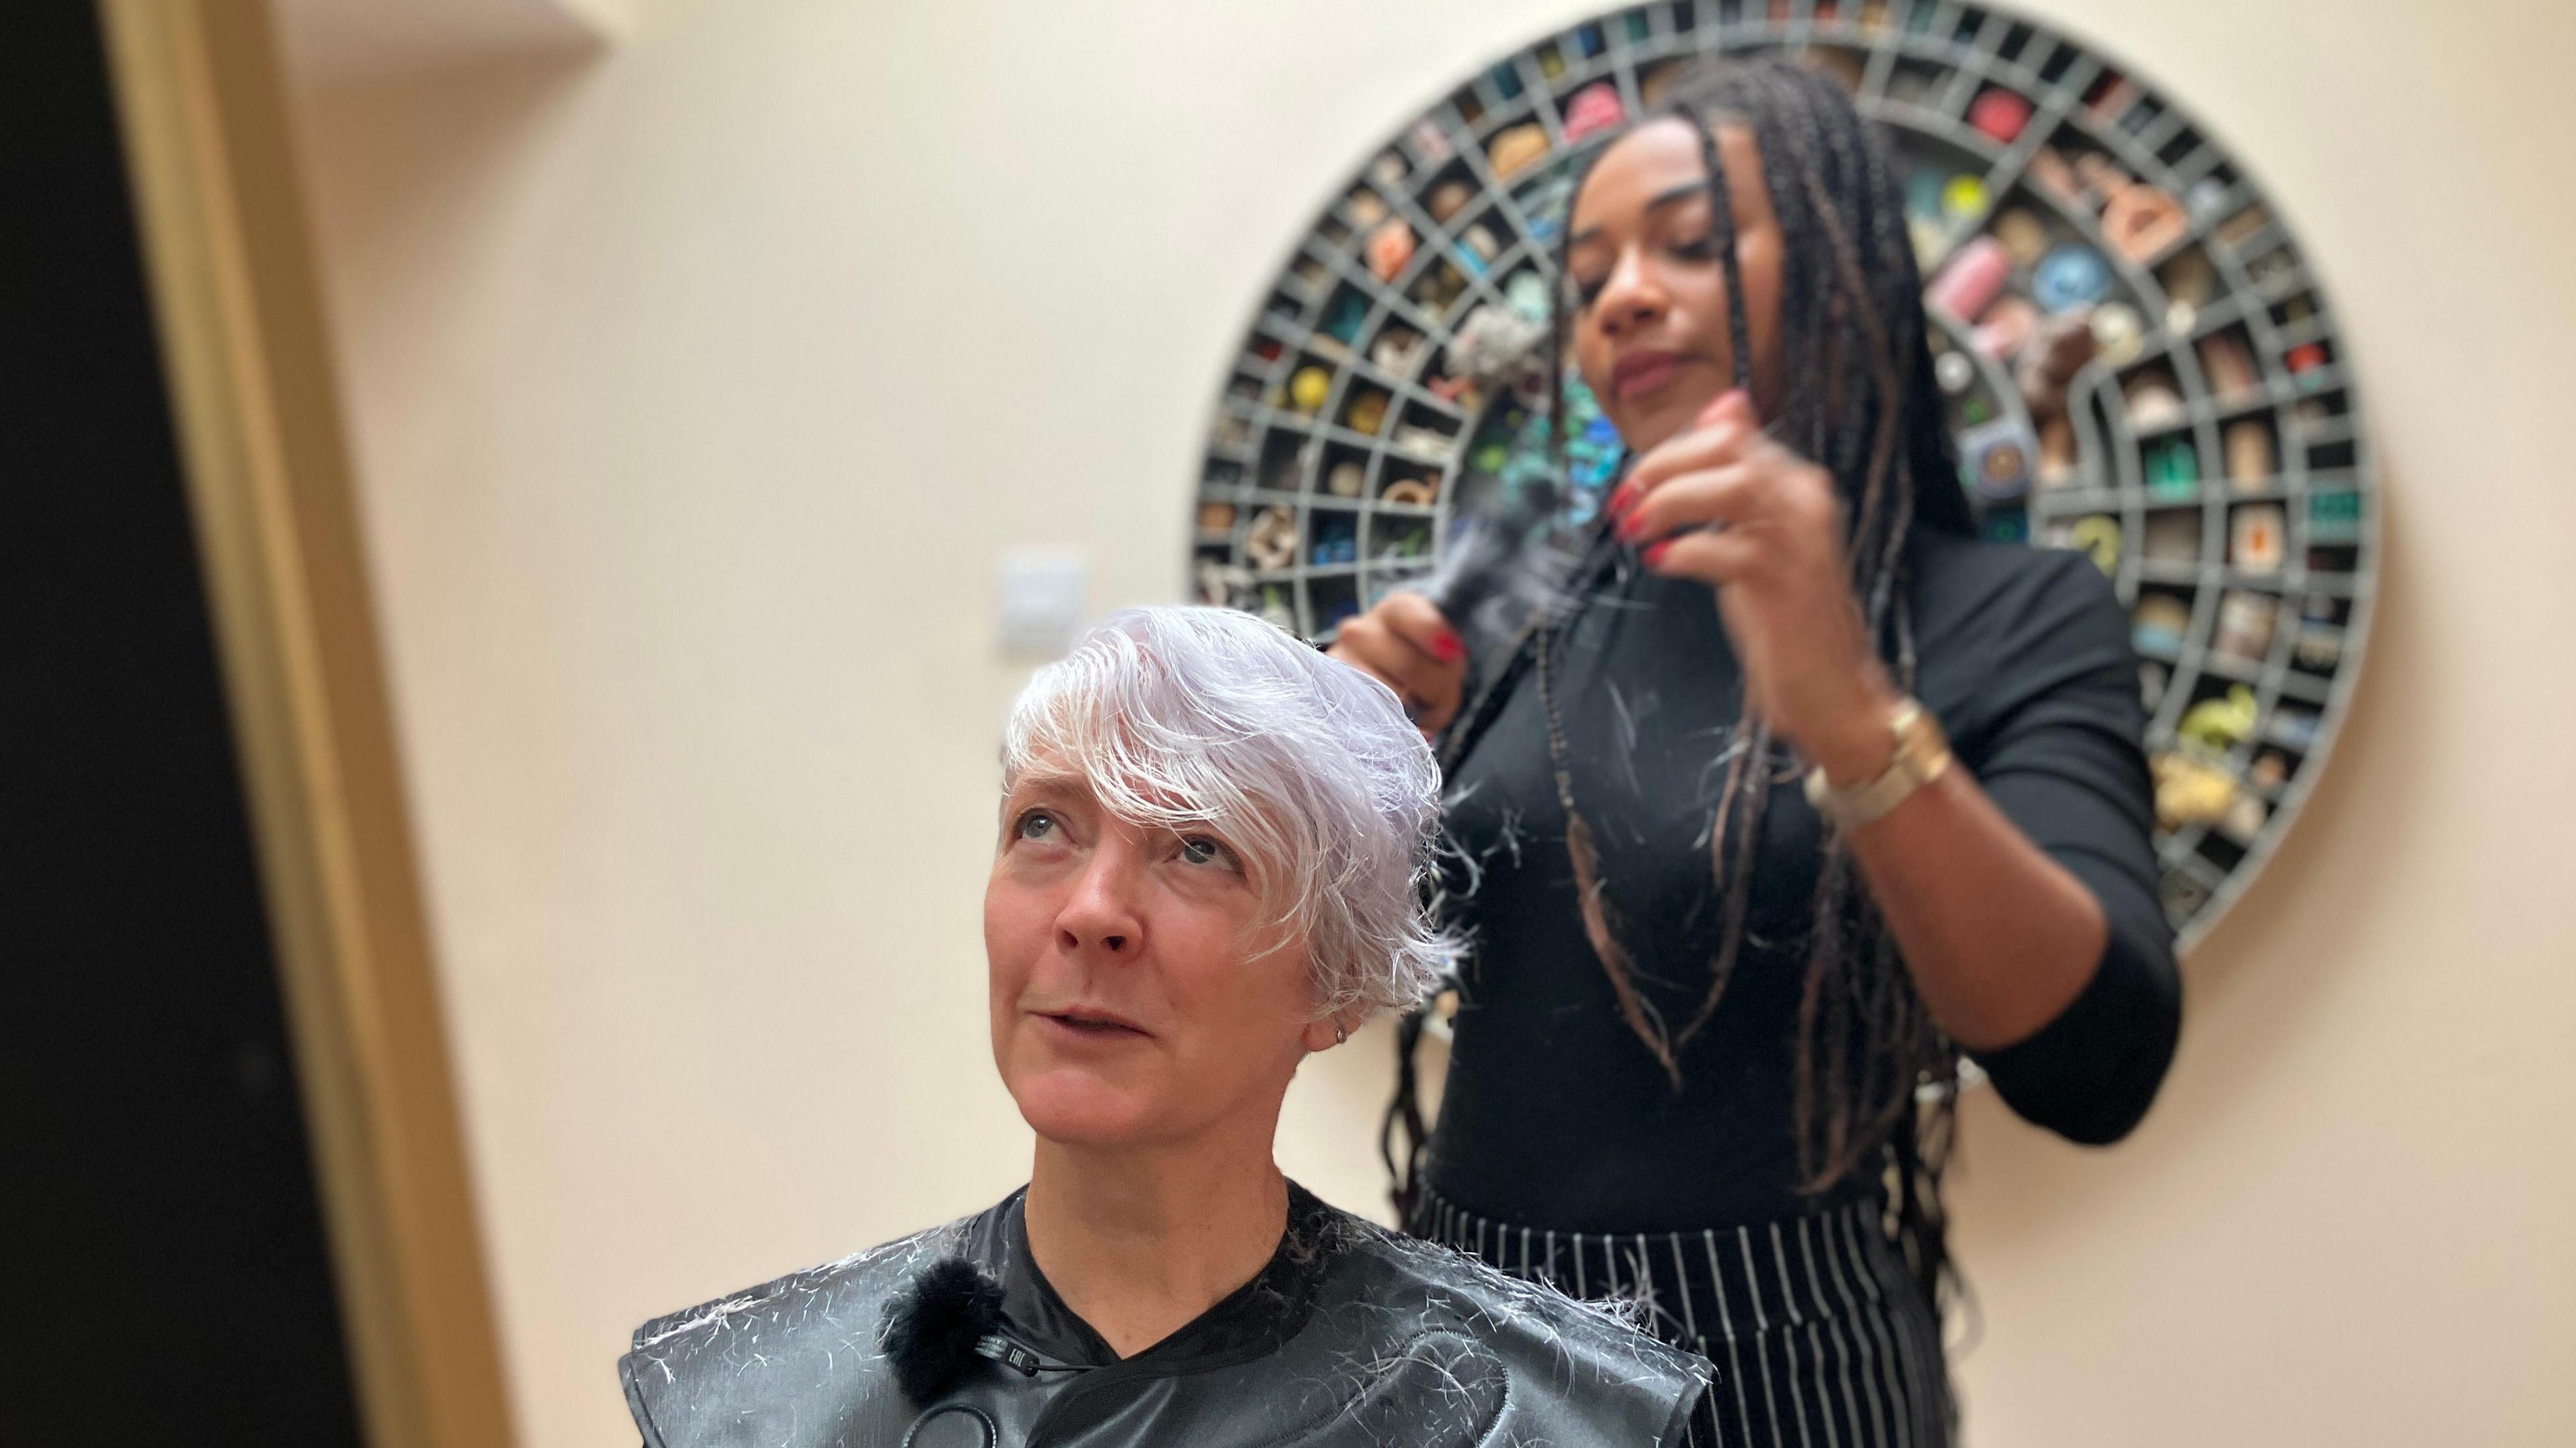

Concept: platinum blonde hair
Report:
left=1000, top=605, right=1456, bottom=1017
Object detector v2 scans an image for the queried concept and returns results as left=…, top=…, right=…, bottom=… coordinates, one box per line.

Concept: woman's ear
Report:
left=1301, top=1012, right=1356, bottom=1054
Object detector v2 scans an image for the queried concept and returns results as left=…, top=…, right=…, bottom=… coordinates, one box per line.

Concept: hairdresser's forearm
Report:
left=1803, top=698, right=2105, bottom=1052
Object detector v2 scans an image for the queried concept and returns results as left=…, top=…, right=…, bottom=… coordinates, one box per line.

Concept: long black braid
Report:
left=1390, top=58, right=1976, bottom=1317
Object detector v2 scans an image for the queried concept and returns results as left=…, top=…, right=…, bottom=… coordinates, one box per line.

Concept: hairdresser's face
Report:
left=1566, top=118, right=1786, bottom=453
left=985, top=767, right=1335, bottom=1150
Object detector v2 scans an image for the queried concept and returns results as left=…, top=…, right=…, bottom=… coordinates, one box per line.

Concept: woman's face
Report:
left=985, top=767, right=1333, bottom=1150
left=1565, top=117, right=1786, bottom=454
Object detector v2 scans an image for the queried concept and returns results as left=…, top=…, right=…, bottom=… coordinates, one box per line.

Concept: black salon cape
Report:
left=621, top=1182, right=1710, bottom=1447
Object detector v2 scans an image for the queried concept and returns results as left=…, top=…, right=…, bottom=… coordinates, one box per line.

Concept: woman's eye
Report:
left=1177, top=835, right=1238, bottom=869
left=1570, top=274, right=1607, bottom=308
left=1672, top=232, right=1721, bottom=260
left=1015, top=810, right=1059, bottom=842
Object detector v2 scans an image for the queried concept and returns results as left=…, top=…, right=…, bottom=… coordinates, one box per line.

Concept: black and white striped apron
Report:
left=1409, top=1185, right=1954, bottom=1448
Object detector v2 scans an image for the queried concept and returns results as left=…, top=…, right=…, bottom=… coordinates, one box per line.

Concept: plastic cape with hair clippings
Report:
left=621, top=1181, right=1710, bottom=1447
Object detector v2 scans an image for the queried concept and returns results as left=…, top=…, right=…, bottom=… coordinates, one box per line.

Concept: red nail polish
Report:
left=1617, top=510, right=1648, bottom=543
left=1432, top=629, right=1465, bottom=663
left=1607, top=480, right=1638, bottom=518
left=1644, top=539, right=1674, bottom=568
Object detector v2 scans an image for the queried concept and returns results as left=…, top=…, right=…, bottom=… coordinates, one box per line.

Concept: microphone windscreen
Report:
left=880, top=1256, right=1006, bottom=1404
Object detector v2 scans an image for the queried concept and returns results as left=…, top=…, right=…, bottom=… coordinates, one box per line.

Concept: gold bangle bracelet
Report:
left=1801, top=698, right=1953, bottom=829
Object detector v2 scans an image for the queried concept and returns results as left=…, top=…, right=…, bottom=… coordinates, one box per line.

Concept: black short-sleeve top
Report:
left=1425, top=528, right=2182, bottom=1231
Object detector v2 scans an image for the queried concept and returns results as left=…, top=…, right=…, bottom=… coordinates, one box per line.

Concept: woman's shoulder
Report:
left=1295, top=1196, right=1712, bottom=1441
left=619, top=1197, right=1012, bottom=1447
left=1902, top=530, right=2145, bottom=761
left=1907, top=529, right=2129, bottom=662
left=1309, top=1196, right=1708, bottom=1378
left=623, top=1194, right=1006, bottom=1367
left=1911, top=526, right=2118, bottom=612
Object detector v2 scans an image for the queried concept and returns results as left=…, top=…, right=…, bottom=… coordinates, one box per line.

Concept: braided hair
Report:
left=1394, top=58, right=1978, bottom=1312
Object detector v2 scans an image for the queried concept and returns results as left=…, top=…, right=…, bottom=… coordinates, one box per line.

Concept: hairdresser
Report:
left=1328, top=60, right=2179, bottom=1448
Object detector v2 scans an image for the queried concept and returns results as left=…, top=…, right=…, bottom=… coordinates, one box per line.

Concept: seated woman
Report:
left=619, top=605, right=1711, bottom=1447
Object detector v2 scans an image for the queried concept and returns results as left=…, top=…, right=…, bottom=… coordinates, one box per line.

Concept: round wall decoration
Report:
left=1189, top=0, right=2375, bottom=948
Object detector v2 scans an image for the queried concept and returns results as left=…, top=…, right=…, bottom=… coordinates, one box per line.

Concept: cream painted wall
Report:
left=275, top=2, right=2576, bottom=1445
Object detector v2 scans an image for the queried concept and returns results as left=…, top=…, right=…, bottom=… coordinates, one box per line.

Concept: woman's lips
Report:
left=1036, top=1009, right=1150, bottom=1044
left=1611, top=349, right=1689, bottom=402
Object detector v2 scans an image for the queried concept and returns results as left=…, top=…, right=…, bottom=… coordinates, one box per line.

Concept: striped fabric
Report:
left=1409, top=1186, right=1953, bottom=1448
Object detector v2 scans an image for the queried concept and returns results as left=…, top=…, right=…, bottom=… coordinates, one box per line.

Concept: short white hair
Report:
left=1000, top=605, right=1456, bottom=1017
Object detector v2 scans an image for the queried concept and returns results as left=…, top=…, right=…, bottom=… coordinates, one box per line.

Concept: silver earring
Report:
left=1333, top=1021, right=1349, bottom=1045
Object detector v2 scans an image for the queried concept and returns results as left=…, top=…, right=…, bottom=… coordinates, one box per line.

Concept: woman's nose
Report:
left=1593, top=250, right=1666, bottom=337
left=1055, top=847, right=1146, bottom=958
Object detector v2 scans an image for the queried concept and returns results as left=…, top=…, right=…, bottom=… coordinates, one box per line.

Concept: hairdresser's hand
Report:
left=1606, top=388, right=1902, bottom=782
left=1328, top=593, right=1468, bottom=738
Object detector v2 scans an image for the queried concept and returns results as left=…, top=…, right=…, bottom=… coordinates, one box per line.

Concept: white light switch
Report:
left=996, top=548, right=1089, bottom=659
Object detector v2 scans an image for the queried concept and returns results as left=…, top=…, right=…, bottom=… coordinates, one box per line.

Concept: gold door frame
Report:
left=96, top=3, right=516, bottom=1445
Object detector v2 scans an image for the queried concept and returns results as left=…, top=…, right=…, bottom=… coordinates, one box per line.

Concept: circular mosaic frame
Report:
left=1189, top=0, right=2376, bottom=950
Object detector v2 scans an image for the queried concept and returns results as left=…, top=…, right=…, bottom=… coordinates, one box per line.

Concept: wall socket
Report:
left=995, top=548, right=1089, bottom=659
